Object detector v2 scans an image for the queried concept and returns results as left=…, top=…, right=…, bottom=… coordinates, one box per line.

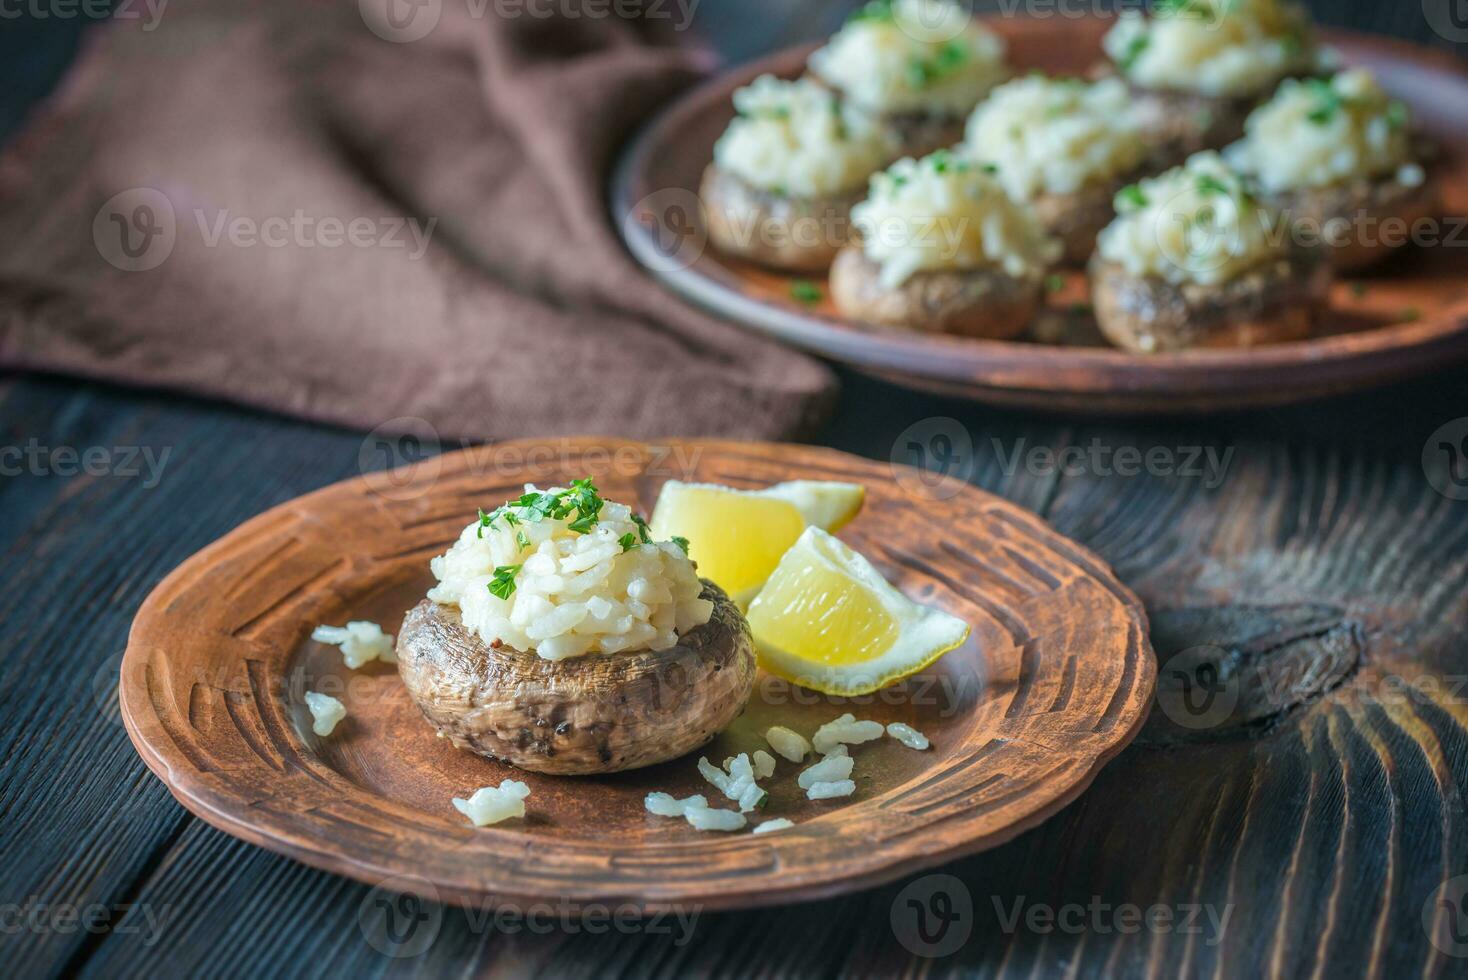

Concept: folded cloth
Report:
left=0, top=0, right=835, bottom=441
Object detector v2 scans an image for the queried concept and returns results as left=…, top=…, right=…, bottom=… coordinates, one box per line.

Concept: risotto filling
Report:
left=428, top=480, right=714, bottom=661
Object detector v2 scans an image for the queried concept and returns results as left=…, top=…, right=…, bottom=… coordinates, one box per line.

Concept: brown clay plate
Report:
left=120, top=439, right=1154, bottom=911
left=613, top=18, right=1468, bottom=412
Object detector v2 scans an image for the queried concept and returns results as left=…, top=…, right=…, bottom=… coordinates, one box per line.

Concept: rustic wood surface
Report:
left=4, top=1, right=1468, bottom=977
left=616, top=19, right=1468, bottom=412
left=118, top=440, right=1153, bottom=911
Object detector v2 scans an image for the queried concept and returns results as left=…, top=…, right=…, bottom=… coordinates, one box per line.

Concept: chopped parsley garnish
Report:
left=1118, top=34, right=1150, bottom=72
left=478, top=478, right=606, bottom=536
left=850, top=0, right=894, bottom=23
left=516, top=530, right=530, bottom=550
left=1349, top=282, right=1369, bottom=298
left=630, top=513, right=653, bottom=544
left=1045, top=273, right=1066, bottom=295
left=1385, top=101, right=1408, bottom=130
left=1196, top=174, right=1231, bottom=197
left=619, top=532, right=639, bottom=552
left=980, top=162, right=999, bottom=175
left=906, top=39, right=969, bottom=90
left=1117, top=184, right=1149, bottom=209
left=1303, top=78, right=1346, bottom=125
left=791, top=280, right=824, bottom=305
left=671, top=536, right=691, bottom=555
left=488, top=564, right=523, bottom=600
left=1401, top=307, right=1422, bottom=323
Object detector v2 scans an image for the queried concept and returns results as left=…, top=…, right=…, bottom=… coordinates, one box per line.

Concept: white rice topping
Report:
left=809, top=0, right=1008, bottom=115
left=312, top=621, right=396, bottom=669
left=713, top=75, right=891, bottom=197
left=1225, top=70, right=1414, bottom=192
left=452, top=779, right=530, bottom=826
left=962, top=76, right=1145, bottom=200
left=1096, top=152, right=1281, bottom=286
left=852, top=152, right=1062, bottom=289
left=754, top=818, right=795, bottom=834
left=887, top=722, right=931, bottom=750
left=427, top=484, right=714, bottom=661
left=807, top=780, right=857, bottom=800
left=1103, top=0, right=1319, bottom=99
left=752, top=750, right=778, bottom=779
left=303, top=692, right=345, bottom=737
left=765, top=726, right=811, bottom=763
left=798, top=751, right=855, bottom=789
left=812, top=713, right=886, bottom=754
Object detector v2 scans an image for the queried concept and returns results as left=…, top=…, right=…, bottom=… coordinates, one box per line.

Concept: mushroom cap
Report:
left=396, top=580, right=755, bottom=775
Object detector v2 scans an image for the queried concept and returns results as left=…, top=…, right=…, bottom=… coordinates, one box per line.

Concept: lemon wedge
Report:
left=746, top=527, right=970, bottom=696
left=649, top=480, right=865, bottom=604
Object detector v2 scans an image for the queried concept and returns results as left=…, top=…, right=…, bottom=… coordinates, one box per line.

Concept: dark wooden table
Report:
left=5, top=2, right=1468, bottom=977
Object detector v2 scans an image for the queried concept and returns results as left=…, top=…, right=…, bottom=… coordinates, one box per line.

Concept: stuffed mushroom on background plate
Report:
left=615, top=15, right=1468, bottom=412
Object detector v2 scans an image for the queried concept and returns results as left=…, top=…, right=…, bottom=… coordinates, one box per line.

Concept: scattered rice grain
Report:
left=887, top=722, right=930, bottom=750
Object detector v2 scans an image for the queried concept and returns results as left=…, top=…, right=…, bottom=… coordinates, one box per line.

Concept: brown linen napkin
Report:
left=0, top=0, right=835, bottom=441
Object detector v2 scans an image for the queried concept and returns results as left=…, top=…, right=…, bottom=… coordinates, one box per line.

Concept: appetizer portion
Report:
left=396, top=481, right=756, bottom=775
left=649, top=479, right=864, bottom=605
left=1102, top=0, right=1324, bottom=164
left=703, top=75, right=889, bottom=271
left=961, top=75, right=1147, bottom=265
left=808, top=0, right=1009, bottom=160
left=1224, top=70, right=1438, bottom=270
left=1090, top=152, right=1331, bottom=352
left=832, top=151, right=1061, bottom=337
left=746, top=527, right=970, bottom=696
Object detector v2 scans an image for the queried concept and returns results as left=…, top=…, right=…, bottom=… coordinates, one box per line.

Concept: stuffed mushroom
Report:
left=1224, top=69, right=1440, bottom=271
left=961, top=75, right=1148, bottom=266
left=396, top=481, right=756, bottom=775
left=1089, top=152, right=1331, bottom=352
left=831, top=151, right=1061, bottom=338
left=808, top=0, right=1009, bottom=162
left=703, top=75, right=889, bottom=271
left=1100, top=0, right=1328, bottom=167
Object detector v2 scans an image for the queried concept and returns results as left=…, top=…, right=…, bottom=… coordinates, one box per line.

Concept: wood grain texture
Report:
left=614, top=18, right=1468, bottom=412
left=117, top=439, right=1154, bottom=912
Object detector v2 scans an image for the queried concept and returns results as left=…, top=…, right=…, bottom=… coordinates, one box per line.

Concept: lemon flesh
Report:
left=649, top=480, right=864, bottom=605
left=747, top=527, right=970, bottom=696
